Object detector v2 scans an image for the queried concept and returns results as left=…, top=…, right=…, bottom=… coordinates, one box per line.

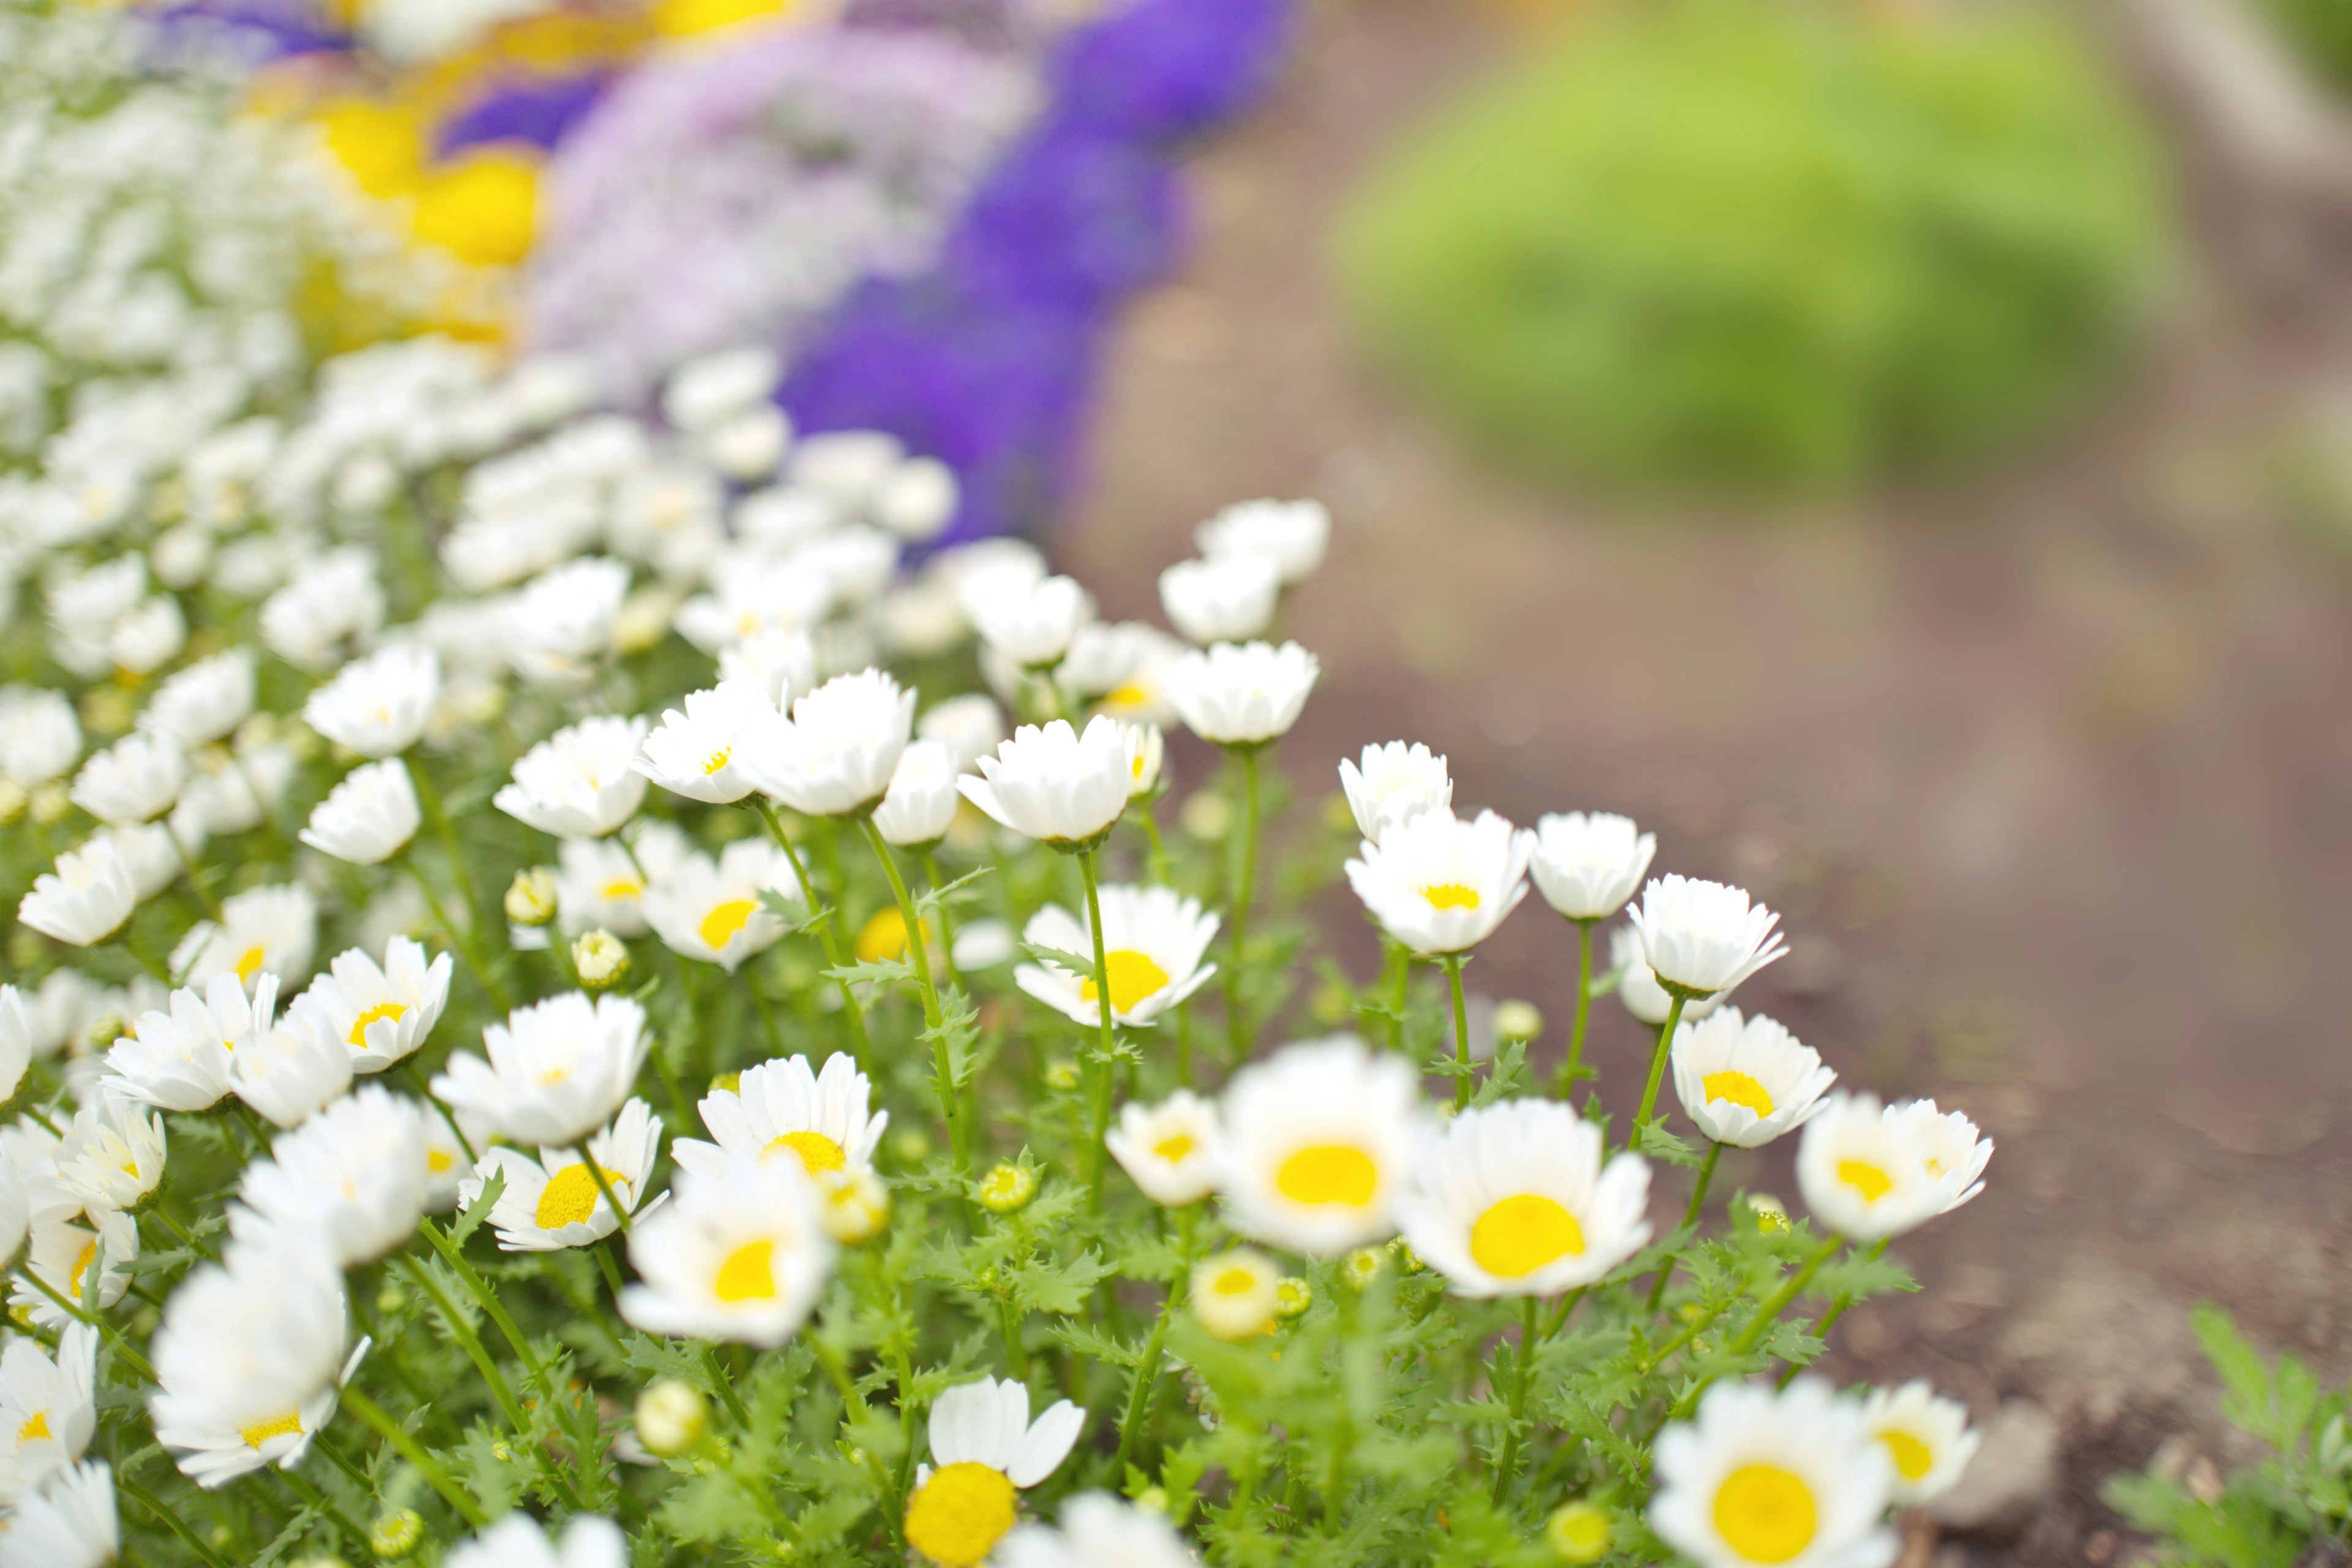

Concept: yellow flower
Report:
left=317, top=100, right=424, bottom=200
left=412, top=151, right=540, bottom=268
left=651, top=0, right=793, bottom=37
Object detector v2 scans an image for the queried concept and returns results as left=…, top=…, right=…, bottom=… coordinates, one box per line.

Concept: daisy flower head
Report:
left=959, top=716, right=1131, bottom=848
left=717, top=624, right=819, bottom=709
left=1650, top=1378, right=1897, bottom=1568
left=1400, top=1099, right=1652, bottom=1298
left=234, top=1086, right=429, bottom=1266
left=1197, top=496, right=1332, bottom=586
left=631, top=677, right=774, bottom=805
left=1337, top=740, right=1452, bottom=845
left=0, top=1322, right=96, bottom=1497
left=17, top=839, right=138, bottom=947
left=666, top=344, right=779, bottom=431
left=173, top=883, right=318, bottom=992
left=422, top=1108, right=486, bottom=1212
left=1896, top=1099, right=1993, bottom=1213
left=1159, top=553, right=1279, bottom=646
left=459, top=1098, right=662, bottom=1251
left=445, top=1513, right=628, bottom=1568
left=998, top=1491, right=1197, bottom=1568
left=230, top=1008, right=355, bottom=1129
left=736, top=668, right=916, bottom=818
left=970, top=571, right=1092, bottom=669
left=670, top=1053, right=886, bottom=1184
left=1671, top=1009, right=1838, bottom=1149
left=0, top=1148, right=29, bottom=1268
left=149, top=1230, right=363, bottom=1488
left=301, top=643, right=439, bottom=757
left=508, top=556, right=630, bottom=687
left=0, top=988, right=26, bottom=1106
left=141, top=648, right=254, bottom=748
left=619, top=1149, right=832, bottom=1346
left=0, top=1458, right=118, bottom=1568
left=553, top=820, right=690, bottom=937
left=1189, top=1246, right=1280, bottom=1340
left=1105, top=1090, right=1222, bottom=1207
left=69, top=731, right=185, bottom=825
left=1794, top=1095, right=1948, bottom=1242
left=285, top=935, right=452, bottom=1074
left=1345, top=807, right=1536, bottom=957
left=259, top=546, right=383, bottom=671
left=300, top=758, right=420, bottom=865
left=1857, top=1381, right=1978, bottom=1505
left=1531, top=812, right=1657, bottom=922
left=99, top=973, right=253, bottom=1114
left=0, top=686, right=80, bottom=788
left=12, top=1207, right=136, bottom=1330
left=1122, top=721, right=1166, bottom=799
left=1219, top=1035, right=1427, bottom=1256
left=434, top=992, right=652, bottom=1146
left=52, top=1093, right=167, bottom=1213
left=1613, top=924, right=1724, bottom=1028
left=873, top=740, right=960, bottom=846
left=916, top=693, right=1006, bottom=775
left=1627, top=875, right=1787, bottom=1000
left=903, top=1377, right=1084, bottom=1568
left=1164, top=639, right=1319, bottom=746
left=496, top=715, right=653, bottom=838
left=1015, top=885, right=1219, bottom=1029
left=1058, top=621, right=1185, bottom=726
left=641, top=839, right=802, bottom=971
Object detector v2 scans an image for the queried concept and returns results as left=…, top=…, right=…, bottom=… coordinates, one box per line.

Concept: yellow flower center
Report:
left=1713, top=1464, right=1817, bottom=1564
left=1104, top=681, right=1150, bottom=713
left=1469, top=1193, right=1586, bottom=1278
left=1079, top=949, right=1172, bottom=1014
left=240, top=1410, right=304, bottom=1449
left=703, top=747, right=732, bottom=776
left=1703, top=1071, right=1775, bottom=1119
left=1213, top=1267, right=1262, bottom=1296
left=348, top=1001, right=409, bottom=1047
left=1274, top=1144, right=1378, bottom=1208
left=1153, top=1132, right=1197, bottom=1163
left=428, top=1148, right=454, bottom=1174
left=713, top=1239, right=777, bottom=1302
left=601, top=878, right=644, bottom=901
left=1421, top=883, right=1480, bottom=910
left=536, top=1163, right=620, bottom=1229
left=235, top=945, right=268, bottom=983
left=1881, top=1429, right=1934, bottom=1481
left=858, top=907, right=910, bottom=963
left=69, top=1240, right=96, bottom=1297
left=766, top=1130, right=848, bottom=1175
left=18, top=1411, right=50, bottom=1442
left=698, top=899, right=758, bottom=950
left=1837, top=1159, right=1893, bottom=1203
left=904, top=1461, right=1019, bottom=1568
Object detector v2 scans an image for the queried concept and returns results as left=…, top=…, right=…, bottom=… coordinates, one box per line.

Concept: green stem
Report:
left=702, top=1342, right=752, bottom=1427
left=572, top=1139, right=631, bottom=1235
left=339, top=1384, right=489, bottom=1527
left=1389, top=940, right=1410, bottom=1054
left=396, top=1257, right=586, bottom=1510
left=1779, top=1238, right=1887, bottom=1387
left=1731, top=1235, right=1844, bottom=1357
left=1444, top=952, right=1473, bottom=1109
left=405, top=756, right=508, bottom=1009
left=117, top=1472, right=235, bottom=1568
left=594, top=1237, right=627, bottom=1302
left=277, top=1466, right=369, bottom=1557
left=861, top=818, right=969, bottom=1190
left=1111, top=1205, right=1196, bottom=1481
left=415, top=1216, right=539, bottom=1379
left=1557, top=919, right=1595, bottom=1097
left=1491, top=1295, right=1543, bottom=1503
left=1136, top=799, right=1170, bottom=886
left=401, top=1061, right=478, bottom=1164
left=1077, top=846, right=1119, bottom=1216
left=1645, top=1140, right=1724, bottom=1312
left=15, top=1266, right=154, bottom=1381
left=915, top=848, right=963, bottom=994
left=750, top=799, right=872, bottom=1077
left=404, top=862, right=507, bottom=1014
left=1223, top=745, right=1262, bottom=1064
left=1632, top=992, right=1688, bottom=1135
left=164, top=818, right=225, bottom=924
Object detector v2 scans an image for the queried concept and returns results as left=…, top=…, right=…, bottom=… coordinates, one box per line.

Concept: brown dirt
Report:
left=1060, top=1, right=2352, bottom=1559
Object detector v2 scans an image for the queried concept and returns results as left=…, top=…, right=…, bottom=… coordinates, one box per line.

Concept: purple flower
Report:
left=439, top=74, right=609, bottom=157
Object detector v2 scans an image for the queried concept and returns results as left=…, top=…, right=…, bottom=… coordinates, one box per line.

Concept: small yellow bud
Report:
left=888, top=1126, right=930, bottom=1163
left=375, top=1285, right=405, bottom=1316
left=1494, top=998, right=1543, bottom=1042
left=1273, top=1276, right=1313, bottom=1319
left=1179, top=789, right=1233, bottom=842
left=1749, top=1194, right=1790, bottom=1235
left=817, top=1168, right=891, bottom=1244
left=976, top=1162, right=1038, bottom=1214
left=1043, top=1059, right=1080, bottom=1092
left=573, top=928, right=629, bottom=988
left=505, top=867, right=558, bottom=926
left=369, top=1508, right=425, bottom=1559
left=1545, top=1501, right=1613, bottom=1564
left=636, top=1377, right=708, bottom=1457
left=1136, top=1487, right=1170, bottom=1515
left=709, top=1071, right=742, bottom=1096
left=1190, top=1248, right=1280, bottom=1341
left=1341, top=1246, right=1385, bottom=1290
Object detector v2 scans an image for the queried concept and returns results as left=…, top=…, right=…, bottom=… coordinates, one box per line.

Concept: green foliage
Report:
left=1335, top=0, right=2169, bottom=495
left=2252, top=0, right=2352, bottom=98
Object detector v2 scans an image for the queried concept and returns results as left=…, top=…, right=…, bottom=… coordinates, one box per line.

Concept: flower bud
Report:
left=1494, top=998, right=1543, bottom=1042
left=1341, top=1246, right=1385, bottom=1290
left=1273, top=1276, right=1313, bottom=1319
left=1545, top=1501, right=1612, bottom=1564
left=818, top=1167, right=891, bottom=1243
left=573, top=928, right=629, bottom=989
left=369, top=1509, right=425, bottom=1559
left=505, top=866, right=557, bottom=926
left=1190, top=1248, right=1278, bottom=1341
left=1179, top=789, right=1232, bottom=842
left=1748, top=1194, right=1790, bottom=1235
left=1042, top=1059, right=1080, bottom=1092
left=976, top=1161, right=1037, bottom=1214
left=29, top=784, right=70, bottom=825
left=635, top=1377, right=708, bottom=1457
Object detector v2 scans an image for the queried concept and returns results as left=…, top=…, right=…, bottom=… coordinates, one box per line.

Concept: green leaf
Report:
left=1634, top=1121, right=1704, bottom=1167
left=1011, top=1250, right=1114, bottom=1316
left=443, top=1167, right=505, bottom=1248
left=1046, top=1319, right=1144, bottom=1370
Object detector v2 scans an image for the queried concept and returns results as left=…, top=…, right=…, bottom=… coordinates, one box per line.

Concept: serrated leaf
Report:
left=443, top=1167, right=505, bottom=1248
left=1634, top=1120, right=1704, bottom=1167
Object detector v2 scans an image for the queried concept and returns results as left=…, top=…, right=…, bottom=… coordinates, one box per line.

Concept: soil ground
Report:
left=1061, top=2, right=2352, bottom=1559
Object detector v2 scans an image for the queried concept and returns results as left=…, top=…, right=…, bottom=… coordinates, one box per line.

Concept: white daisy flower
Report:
left=1159, top=554, right=1278, bottom=646
left=508, top=556, right=630, bottom=686
left=0, top=687, right=80, bottom=788
left=1794, top=1095, right=1949, bottom=1242
left=971, top=573, right=1091, bottom=669
left=619, top=1150, right=832, bottom=1346
left=0, top=1153, right=32, bottom=1268
left=51, top=1095, right=166, bottom=1214
left=669, top=1054, right=887, bottom=1183
left=300, top=759, right=420, bottom=865
left=552, top=821, right=690, bottom=937
left=1857, top=1381, right=1978, bottom=1505
left=1197, top=496, right=1330, bottom=586
left=679, top=562, right=832, bottom=654
left=902, top=1377, right=1084, bottom=1568
left=0, top=990, right=26, bottom=1107
left=258, top=547, right=384, bottom=671
left=422, top=1109, right=483, bottom=1212
left=92, top=823, right=182, bottom=902
left=998, top=1491, right=1197, bottom=1568
left=1336, top=741, right=1452, bottom=845
left=1896, top=1099, right=1993, bottom=1213
left=445, top=1513, right=628, bottom=1568
left=283, top=935, right=452, bottom=1074
left=916, top=693, right=1006, bottom=774
left=496, top=716, right=653, bottom=839
left=873, top=456, right=959, bottom=541
left=1057, top=622, right=1184, bottom=725
left=234, top=1087, right=429, bottom=1265
left=1163, top=639, right=1319, bottom=745
left=1649, top=1379, right=1897, bottom=1568
left=0, top=1322, right=96, bottom=1498
left=1219, top=1035, right=1426, bottom=1256
left=1670, top=1009, right=1837, bottom=1149
left=702, top=407, right=789, bottom=483
left=1345, top=807, right=1536, bottom=957
left=433, top=992, right=652, bottom=1147
left=1611, top=924, right=1725, bottom=1028
left=458, top=1098, right=662, bottom=1251
left=149, top=1231, right=364, bottom=1488
left=666, top=345, right=778, bottom=430
left=959, top=716, right=1131, bottom=848
left=1188, top=1246, right=1280, bottom=1340
left=171, top=883, right=318, bottom=991
left=68, top=731, right=185, bottom=826
left=17, top=840, right=138, bottom=948
left=641, top=839, right=803, bottom=971
left=873, top=741, right=960, bottom=847
left=140, top=649, right=254, bottom=749
left=0, top=1458, right=118, bottom=1568
left=12, top=1207, right=137, bottom=1330
left=1014, top=885, right=1219, bottom=1028
left=1399, top=1099, right=1652, bottom=1297
left=717, top=625, right=819, bottom=709
left=1627, top=875, right=1787, bottom=1000
left=631, top=679, right=774, bottom=805
left=231, top=1008, right=354, bottom=1130
left=302, top=644, right=439, bottom=758
left=1105, top=1090, right=1221, bottom=1207
left=737, top=668, right=914, bottom=818
left=1529, top=812, right=1657, bottom=922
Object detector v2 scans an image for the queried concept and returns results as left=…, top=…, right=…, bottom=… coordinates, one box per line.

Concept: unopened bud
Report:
left=636, top=1377, right=707, bottom=1456
left=369, top=1509, right=425, bottom=1559
left=1042, top=1059, right=1080, bottom=1092
left=1341, top=1246, right=1385, bottom=1290
left=1749, top=1194, right=1790, bottom=1235
left=505, top=866, right=557, bottom=926
left=1545, top=1501, right=1612, bottom=1564
left=1493, top=998, right=1542, bottom=1042
left=1191, top=1248, right=1278, bottom=1341
left=573, top=928, right=628, bottom=989
left=976, top=1161, right=1038, bottom=1214
left=1273, top=1276, right=1313, bottom=1319
left=818, top=1168, right=890, bottom=1243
